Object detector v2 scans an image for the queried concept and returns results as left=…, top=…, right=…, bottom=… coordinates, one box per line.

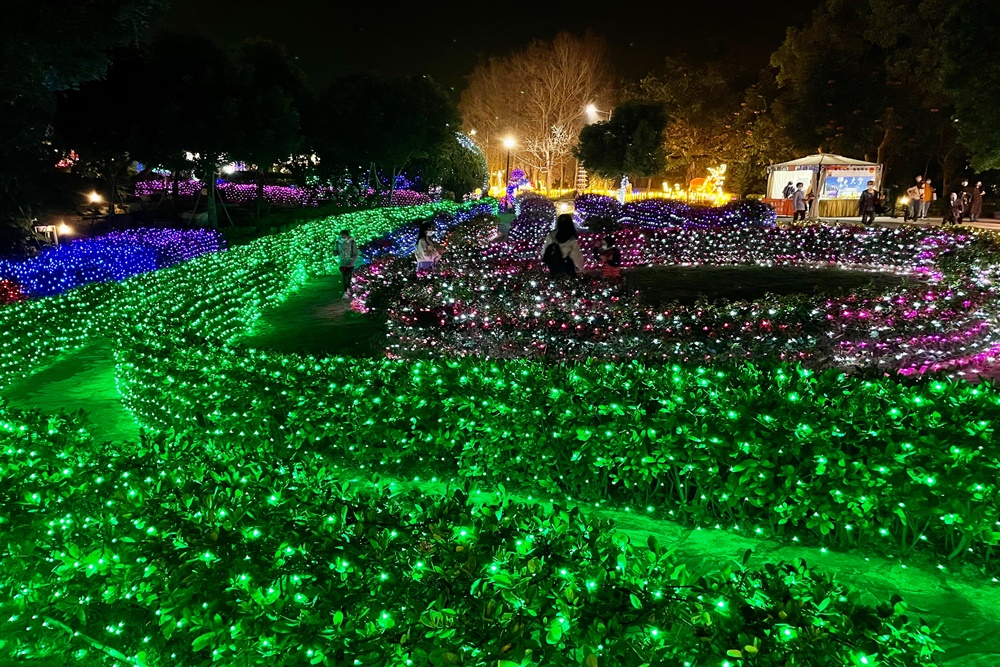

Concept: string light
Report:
left=0, top=402, right=941, bottom=666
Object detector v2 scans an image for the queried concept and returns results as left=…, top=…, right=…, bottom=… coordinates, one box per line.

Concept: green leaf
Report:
left=192, top=632, right=216, bottom=652
left=630, top=593, right=643, bottom=610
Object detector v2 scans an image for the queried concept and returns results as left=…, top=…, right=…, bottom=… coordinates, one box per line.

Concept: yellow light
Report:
left=88, top=192, right=101, bottom=204
left=58, top=223, right=72, bottom=235
left=585, top=103, right=597, bottom=115
left=502, top=137, right=516, bottom=149
left=900, top=197, right=910, bottom=205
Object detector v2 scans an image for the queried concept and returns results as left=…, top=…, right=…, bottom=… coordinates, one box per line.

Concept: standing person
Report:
left=782, top=181, right=795, bottom=199
left=541, top=214, right=585, bottom=278
left=905, top=176, right=923, bottom=222
left=336, top=229, right=358, bottom=299
left=858, top=180, right=879, bottom=225
left=920, top=179, right=934, bottom=220
left=970, top=181, right=985, bottom=222
left=791, top=183, right=808, bottom=222
left=414, top=220, right=442, bottom=275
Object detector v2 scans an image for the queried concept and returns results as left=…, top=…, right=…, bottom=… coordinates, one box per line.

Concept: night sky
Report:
left=165, top=0, right=823, bottom=93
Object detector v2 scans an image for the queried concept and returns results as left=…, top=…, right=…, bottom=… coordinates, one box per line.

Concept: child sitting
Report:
left=594, top=234, right=622, bottom=277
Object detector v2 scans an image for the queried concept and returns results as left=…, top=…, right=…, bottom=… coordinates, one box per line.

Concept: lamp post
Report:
left=502, top=137, right=516, bottom=211
left=503, top=136, right=515, bottom=187
left=88, top=191, right=102, bottom=219
left=585, top=103, right=612, bottom=123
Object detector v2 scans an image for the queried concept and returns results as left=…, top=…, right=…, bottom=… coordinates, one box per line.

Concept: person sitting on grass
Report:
left=594, top=233, right=622, bottom=277
left=414, top=220, right=442, bottom=275
left=541, top=213, right=585, bottom=278
left=336, top=228, right=357, bottom=299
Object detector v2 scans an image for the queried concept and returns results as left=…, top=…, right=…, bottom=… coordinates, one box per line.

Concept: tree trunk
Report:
left=388, top=166, right=397, bottom=207
left=109, top=164, right=116, bottom=220
left=876, top=123, right=892, bottom=167
left=256, top=176, right=265, bottom=220
left=207, top=170, right=218, bottom=229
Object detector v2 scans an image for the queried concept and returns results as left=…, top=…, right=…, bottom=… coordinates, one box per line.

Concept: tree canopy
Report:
left=942, top=0, right=1000, bottom=171
left=575, top=102, right=668, bottom=181
left=0, top=0, right=166, bottom=245
left=315, top=74, right=458, bottom=191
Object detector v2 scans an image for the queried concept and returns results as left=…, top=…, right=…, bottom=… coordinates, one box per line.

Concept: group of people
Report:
left=894, top=175, right=985, bottom=225
left=902, top=176, right=936, bottom=222
left=334, top=220, right=444, bottom=299
left=785, top=175, right=988, bottom=226
left=945, top=177, right=985, bottom=225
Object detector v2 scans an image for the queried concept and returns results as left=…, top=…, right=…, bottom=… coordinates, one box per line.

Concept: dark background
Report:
left=165, top=0, right=823, bottom=92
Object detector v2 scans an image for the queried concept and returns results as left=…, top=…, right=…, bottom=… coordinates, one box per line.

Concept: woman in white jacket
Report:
left=540, top=214, right=585, bottom=278
left=414, top=221, right=442, bottom=274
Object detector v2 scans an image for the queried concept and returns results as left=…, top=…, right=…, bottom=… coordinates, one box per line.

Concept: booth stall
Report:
left=765, top=154, right=883, bottom=219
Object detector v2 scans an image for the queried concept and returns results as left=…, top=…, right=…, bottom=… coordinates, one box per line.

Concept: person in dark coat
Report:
left=970, top=181, right=985, bottom=222
left=782, top=181, right=795, bottom=198
left=858, top=181, right=879, bottom=225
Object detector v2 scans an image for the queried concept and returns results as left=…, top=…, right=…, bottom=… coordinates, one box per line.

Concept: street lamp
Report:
left=502, top=136, right=516, bottom=187
left=585, top=103, right=611, bottom=122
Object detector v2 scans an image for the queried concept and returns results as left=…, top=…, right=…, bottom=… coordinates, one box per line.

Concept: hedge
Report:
left=114, top=337, right=1000, bottom=580
left=0, top=406, right=940, bottom=666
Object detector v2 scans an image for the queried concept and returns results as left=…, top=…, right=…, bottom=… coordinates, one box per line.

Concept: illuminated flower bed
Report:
left=0, top=228, right=224, bottom=298
left=360, top=206, right=495, bottom=262
left=353, top=221, right=1000, bottom=374
left=116, top=336, right=1000, bottom=584
left=135, top=179, right=431, bottom=208
left=1, top=196, right=995, bottom=664
left=0, top=406, right=939, bottom=667
left=574, top=194, right=777, bottom=229
left=507, top=195, right=556, bottom=244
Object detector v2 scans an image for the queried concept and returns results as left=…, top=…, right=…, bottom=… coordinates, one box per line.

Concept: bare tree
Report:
left=460, top=32, right=616, bottom=190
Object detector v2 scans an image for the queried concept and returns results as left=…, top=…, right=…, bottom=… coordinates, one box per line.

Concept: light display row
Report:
left=573, top=194, right=777, bottom=229
left=0, top=228, right=224, bottom=298
left=134, top=179, right=432, bottom=208
left=0, top=279, right=25, bottom=305
left=353, top=219, right=999, bottom=375
left=0, top=404, right=938, bottom=667
left=0, top=193, right=984, bottom=665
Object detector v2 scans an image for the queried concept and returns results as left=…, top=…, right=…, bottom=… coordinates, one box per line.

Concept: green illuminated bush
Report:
left=0, top=282, right=111, bottom=391
left=0, top=407, right=941, bottom=666
left=115, top=343, right=1000, bottom=577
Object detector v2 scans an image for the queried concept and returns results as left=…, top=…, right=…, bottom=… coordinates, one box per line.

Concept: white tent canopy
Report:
left=765, top=153, right=883, bottom=218
left=769, top=154, right=878, bottom=169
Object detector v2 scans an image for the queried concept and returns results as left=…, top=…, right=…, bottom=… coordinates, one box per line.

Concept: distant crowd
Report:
left=781, top=176, right=987, bottom=225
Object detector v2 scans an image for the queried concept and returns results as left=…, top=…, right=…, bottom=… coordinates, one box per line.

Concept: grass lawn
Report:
left=241, top=275, right=385, bottom=356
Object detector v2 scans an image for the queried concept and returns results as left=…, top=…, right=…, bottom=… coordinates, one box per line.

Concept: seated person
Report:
left=594, top=234, right=622, bottom=276
left=541, top=214, right=585, bottom=278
